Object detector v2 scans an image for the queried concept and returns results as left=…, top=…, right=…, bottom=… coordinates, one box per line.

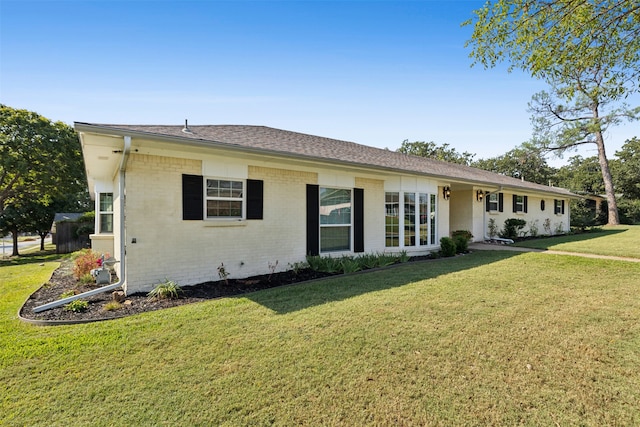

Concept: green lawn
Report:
left=514, top=225, right=640, bottom=258
left=2, top=248, right=640, bottom=425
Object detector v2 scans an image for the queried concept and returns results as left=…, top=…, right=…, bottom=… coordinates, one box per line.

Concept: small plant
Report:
left=79, top=273, right=95, bottom=284
left=439, top=237, right=457, bottom=257
left=356, top=253, right=380, bottom=269
left=340, top=256, right=361, bottom=274
left=64, top=299, right=89, bottom=313
left=398, top=250, right=410, bottom=263
left=529, top=220, right=539, bottom=237
left=487, top=218, right=499, bottom=239
left=306, top=255, right=323, bottom=272
left=103, top=301, right=122, bottom=312
left=147, top=279, right=182, bottom=300
left=217, top=262, right=229, bottom=285
left=543, top=218, right=552, bottom=235
left=60, top=290, right=76, bottom=299
left=451, top=230, right=473, bottom=241
left=73, top=249, right=106, bottom=279
left=288, top=261, right=309, bottom=275
left=554, top=222, right=565, bottom=235
left=267, top=260, right=279, bottom=281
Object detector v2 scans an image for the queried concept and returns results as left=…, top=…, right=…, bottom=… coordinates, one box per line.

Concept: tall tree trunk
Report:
left=595, top=130, right=620, bottom=225
left=11, top=230, right=19, bottom=257
left=39, top=232, right=47, bottom=251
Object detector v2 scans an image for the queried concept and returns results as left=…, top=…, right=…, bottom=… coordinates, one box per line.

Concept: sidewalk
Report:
left=469, top=242, right=640, bottom=263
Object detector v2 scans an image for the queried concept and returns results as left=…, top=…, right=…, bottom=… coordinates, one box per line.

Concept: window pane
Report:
left=430, top=194, right=437, bottom=245
left=404, top=193, right=415, bottom=247
left=100, top=193, right=113, bottom=212
left=206, top=179, right=243, bottom=199
left=100, top=213, right=113, bottom=233
left=385, top=192, right=399, bottom=247
left=207, top=200, right=242, bottom=218
left=321, top=226, right=350, bottom=252
left=320, top=188, right=351, bottom=225
left=419, top=193, right=429, bottom=246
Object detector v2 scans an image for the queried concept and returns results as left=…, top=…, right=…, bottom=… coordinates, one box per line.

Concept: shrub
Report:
left=453, top=235, right=469, bottom=254
left=147, top=279, right=182, bottom=300
left=73, top=249, right=108, bottom=279
left=451, top=230, right=473, bottom=253
left=64, top=299, right=89, bottom=313
left=487, top=218, right=499, bottom=239
left=501, top=218, right=527, bottom=240
left=439, top=237, right=456, bottom=257
left=451, top=230, right=473, bottom=241
left=60, top=290, right=76, bottom=299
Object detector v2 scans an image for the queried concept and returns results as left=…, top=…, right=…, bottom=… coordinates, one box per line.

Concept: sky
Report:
left=1, top=0, right=637, bottom=165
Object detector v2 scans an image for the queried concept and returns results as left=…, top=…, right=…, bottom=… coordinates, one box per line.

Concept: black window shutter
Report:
left=561, top=200, right=565, bottom=214
left=524, top=196, right=528, bottom=213
left=513, top=194, right=518, bottom=213
left=354, top=188, right=364, bottom=253
left=306, top=184, right=320, bottom=256
left=498, top=193, right=504, bottom=212
left=182, top=174, right=203, bottom=220
left=246, top=179, right=264, bottom=220
left=554, top=199, right=558, bottom=214
left=486, top=194, right=490, bottom=212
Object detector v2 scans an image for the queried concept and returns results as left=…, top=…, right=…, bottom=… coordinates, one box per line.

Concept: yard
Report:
left=2, top=227, right=639, bottom=425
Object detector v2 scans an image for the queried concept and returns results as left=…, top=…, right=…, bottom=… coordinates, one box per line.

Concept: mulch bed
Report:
left=19, top=255, right=437, bottom=324
left=18, top=259, right=340, bottom=324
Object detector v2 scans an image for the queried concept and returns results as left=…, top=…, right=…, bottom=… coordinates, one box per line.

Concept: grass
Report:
left=1, top=247, right=640, bottom=425
left=515, top=225, right=640, bottom=258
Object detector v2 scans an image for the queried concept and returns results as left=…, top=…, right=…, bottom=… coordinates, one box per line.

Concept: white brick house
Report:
left=76, top=123, right=577, bottom=295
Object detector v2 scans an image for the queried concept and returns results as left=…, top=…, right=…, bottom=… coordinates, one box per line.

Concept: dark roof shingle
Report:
left=76, top=123, right=576, bottom=197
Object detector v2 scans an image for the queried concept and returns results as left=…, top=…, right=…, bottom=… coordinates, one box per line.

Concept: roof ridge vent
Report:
left=182, top=119, right=193, bottom=134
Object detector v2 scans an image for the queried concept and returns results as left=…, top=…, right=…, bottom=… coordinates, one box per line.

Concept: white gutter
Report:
left=34, top=136, right=131, bottom=313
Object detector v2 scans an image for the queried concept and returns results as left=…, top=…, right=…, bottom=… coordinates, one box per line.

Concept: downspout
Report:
left=34, top=136, right=131, bottom=313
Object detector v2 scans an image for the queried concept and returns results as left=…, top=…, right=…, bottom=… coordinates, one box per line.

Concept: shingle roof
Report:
left=75, top=123, right=576, bottom=197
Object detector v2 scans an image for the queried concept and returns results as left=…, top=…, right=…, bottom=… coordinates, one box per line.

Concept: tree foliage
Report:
left=472, top=143, right=556, bottom=185
left=554, top=155, right=604, bottom=194
left=614, top=137, right=640, bottom=199
left=397, top=140, right=476, bottom=166
left=0, top=105, right=89, bottom=255
left=465, top=0, right=640, bottom=225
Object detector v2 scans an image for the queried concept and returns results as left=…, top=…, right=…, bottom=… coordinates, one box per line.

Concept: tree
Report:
left=465, top=0, right=640, bottom=225
left=614, top=137, right=640, bottom=199
left=554, top=155, right=604, bottom=194
left=473, top=143, right=556, bottom=185
left=0, top=105, right=89, bottom=255
left=397, top=140, right=476, bottom=166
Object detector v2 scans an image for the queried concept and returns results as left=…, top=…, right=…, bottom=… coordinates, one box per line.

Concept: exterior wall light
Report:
left=476, top=190, right=484, bottom=202
left=443, top=186, right=451, bottom=200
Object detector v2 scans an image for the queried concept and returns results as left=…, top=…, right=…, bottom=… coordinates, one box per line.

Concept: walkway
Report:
left=469, top=242, right=640, bottom=263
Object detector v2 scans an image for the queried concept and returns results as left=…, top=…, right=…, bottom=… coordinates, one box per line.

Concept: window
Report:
left=513, top=195, right=528, bottom=213
left=486, top=192, right=504, bottom=212
left=554, top=199, right=565, bottom=214
left=320, top=187, right=351, bottom=252
left=404, top=193, right=416, bottom=246
left=488, top=193, right=499, bottom=211
left=206, top=179, right=243, bottom=218
left=385, top=191, right=437, bottom=248
left=385, top=192, right=399, bottom=247
left=541, top=200, right=546, bottom=211
left=182, top=174, right=263, bottom=221
left=99, top=193, right=114, bottom=233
